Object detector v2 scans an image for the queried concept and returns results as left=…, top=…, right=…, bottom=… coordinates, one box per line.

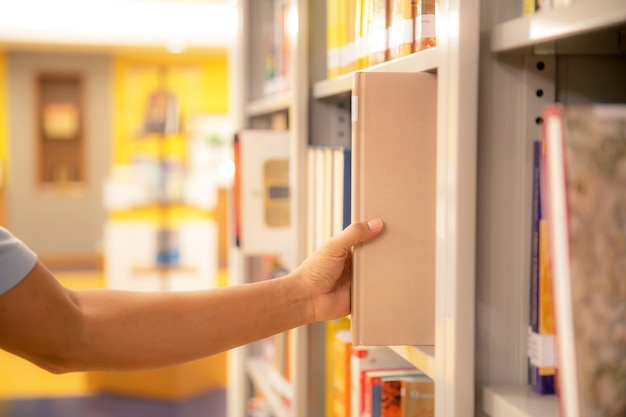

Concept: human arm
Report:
left=0, top=218, right=383, bottom=374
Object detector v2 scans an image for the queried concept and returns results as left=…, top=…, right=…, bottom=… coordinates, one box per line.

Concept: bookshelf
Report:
left=479, top=1, right=626, bottom=416
left=228, top=0, right=479, bottom=416
left=227, top=0, right=310, bottom=416
left=483, top=386, right=559, bottom=417
left=229, top=0, right=626, bottom=416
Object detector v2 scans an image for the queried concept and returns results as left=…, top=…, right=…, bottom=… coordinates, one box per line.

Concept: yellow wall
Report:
left=109, top=52, right=229, bottom=224
left=111, top=52, right=228, bottom=165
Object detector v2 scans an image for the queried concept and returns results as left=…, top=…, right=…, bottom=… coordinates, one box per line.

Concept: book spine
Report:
left=350, top=73, right=365, bottom=344
left=522, top=0, right=536, bottom=15
left=370, top=376, right=383, bottom=417
left=331, top=329, right=352, bottom=417
left=327, top=0, right=342, bottom=78
left=326, top=319, right=351, bottom=417
left=343, top=0, right=359, bottom=74
left=343, top=147, right=352, bottom=230
left=528, top=140, right=541, bottom=383
left=528, top=140, right=556, bottom=395
left=542, top=104, right=577, bottom=417
left=416, top=0, right=437, bottom=51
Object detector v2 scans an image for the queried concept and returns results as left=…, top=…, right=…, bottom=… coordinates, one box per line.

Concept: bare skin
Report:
left=0, top=218, right=383, bottom=374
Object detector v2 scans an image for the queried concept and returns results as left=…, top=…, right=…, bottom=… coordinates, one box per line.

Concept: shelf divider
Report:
left=388, top=345, right=436, bottom=379
left=483, top=385, right=559, bottom=417
left=312, top=47, right=440, bottom=100
left=490, top=0, right=626, bottom=53
left=245, top=91, right=292, bottom=117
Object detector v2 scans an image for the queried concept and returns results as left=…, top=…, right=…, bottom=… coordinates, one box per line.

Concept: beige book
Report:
left=351, top=71, right=437, bottom=346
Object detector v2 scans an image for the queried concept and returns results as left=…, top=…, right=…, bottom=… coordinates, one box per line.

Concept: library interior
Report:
left=0, top=1, right=624, bottom=417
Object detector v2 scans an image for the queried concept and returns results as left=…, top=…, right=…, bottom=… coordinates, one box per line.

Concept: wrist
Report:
left=282, top=271, right=317, bottom=325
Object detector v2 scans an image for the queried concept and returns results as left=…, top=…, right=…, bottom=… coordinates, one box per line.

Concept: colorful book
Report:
left=366, top=0, right=389, bottom=66
left=330, top=329, right=352, bottom=417
left=388, top=0, right=413, bottom=60
left=332, top=146, right=352, bottom=236
left=350, top=346, right=414, bottom=417
left=342, top=0, right=359, bottom=74
left=543, top=104, right=626, bottom=417
left=415, top=0, right=436, bottom=51
left=528, top=140, right=556, bottom=395
left=327, top=0, right=343, bottom=78
left=351, top=71, right=437, bottom=346
left=363, top=369, right=425, bottom=417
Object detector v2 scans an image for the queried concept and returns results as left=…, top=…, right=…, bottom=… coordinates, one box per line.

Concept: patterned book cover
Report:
left=543, top=104, right=626, bottom=417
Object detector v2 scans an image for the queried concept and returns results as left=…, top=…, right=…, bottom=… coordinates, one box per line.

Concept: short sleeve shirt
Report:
left=0, top=227, right=37, bottom=296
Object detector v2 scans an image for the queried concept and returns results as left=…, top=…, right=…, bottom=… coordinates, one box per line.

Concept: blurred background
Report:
left=0, top=1, right=236, bottom=415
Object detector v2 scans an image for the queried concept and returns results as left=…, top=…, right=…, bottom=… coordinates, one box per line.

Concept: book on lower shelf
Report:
left=351, top=71, right=437, bottom=346
left=327, top=321, right=352, bottom=417
left=362, top=368, right=432, bottom=417
left=399, top=376, right=435, bottom=417
left=527, top=140, right=556, bottom=395
left=350, top=345, right=416, bottom=417
left=542, top=104, right=626, bottom=417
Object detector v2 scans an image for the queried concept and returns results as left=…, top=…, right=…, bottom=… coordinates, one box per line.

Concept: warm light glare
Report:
left=287, top=3, right=298, bottom=41
left=0, top=0, right=236, bottom=49
left=218, top=160, right=235, bottom=181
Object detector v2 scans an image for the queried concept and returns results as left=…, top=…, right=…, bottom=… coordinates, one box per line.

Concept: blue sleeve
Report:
left=0, top=227, right=37, bottom=296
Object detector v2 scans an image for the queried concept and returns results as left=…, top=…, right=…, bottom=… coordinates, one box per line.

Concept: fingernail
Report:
left=367, top=218, right=383, bottom=231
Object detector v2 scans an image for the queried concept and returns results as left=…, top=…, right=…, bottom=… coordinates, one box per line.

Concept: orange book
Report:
left=331, top=329, right=352, bottom=417
left=388, top=0, right=413, bottom=60
left=351, top=71, right=437, bottom=346
left=416, top=0, right=436, bottom=51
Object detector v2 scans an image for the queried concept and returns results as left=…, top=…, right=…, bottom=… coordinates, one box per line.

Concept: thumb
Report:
left=332, top=218, right=384, bottom=250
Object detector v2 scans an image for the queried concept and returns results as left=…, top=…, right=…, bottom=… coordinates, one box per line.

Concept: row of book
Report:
left=328, top=326, right=434, bottom=417
left=326, top=0, right=437, bottom=79
left=262, top=0, right=292, bottom=96
left=527, top=138, right=557, bottom=395
left=306, top=145, right=352, bottom=255
left=527, top=103, right=626, bottom=416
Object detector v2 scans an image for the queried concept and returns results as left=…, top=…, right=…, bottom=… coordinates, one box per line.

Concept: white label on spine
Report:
left=528, top=327, right=556, bottom=367
left=351, top=96, right=358, bottom=122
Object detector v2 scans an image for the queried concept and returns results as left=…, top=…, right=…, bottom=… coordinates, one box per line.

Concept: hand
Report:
left=291, top=218, right=384, bottom=322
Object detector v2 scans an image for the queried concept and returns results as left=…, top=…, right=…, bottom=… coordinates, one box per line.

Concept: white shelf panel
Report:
left=312, top=47, right=440, bottom=100
left=491, top=0, right=626, bottom=52
left=483, top=385, right=559, bottom=417
left=245, top=90, right=292, bottom=117
left=246, top=357, right=293, bottom=417
left=388, top=345, right=436, bottom=380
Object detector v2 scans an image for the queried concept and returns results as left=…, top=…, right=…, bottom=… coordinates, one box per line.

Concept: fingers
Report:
left=333, top=218, right=384, bottom=249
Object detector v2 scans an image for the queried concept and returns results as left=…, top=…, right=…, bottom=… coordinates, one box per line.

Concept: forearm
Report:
left=0, top=219, right=381, bottom=375
left=70, top=272, right=313, bottom=372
